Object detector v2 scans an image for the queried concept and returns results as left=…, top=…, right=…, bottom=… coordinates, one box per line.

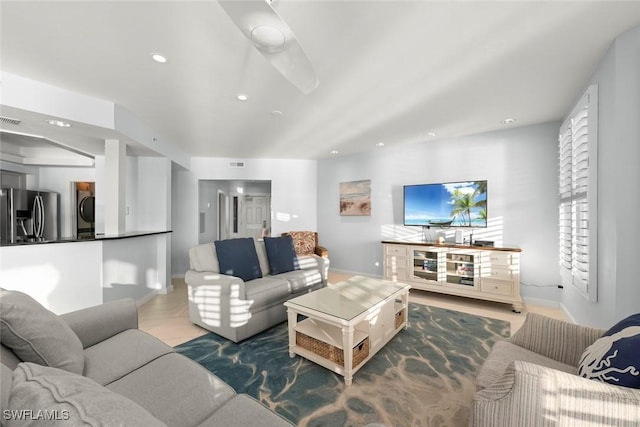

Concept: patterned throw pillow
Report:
left=578, top=313, right=640, bottom=389
left=287, top=231, right=316, bottom=256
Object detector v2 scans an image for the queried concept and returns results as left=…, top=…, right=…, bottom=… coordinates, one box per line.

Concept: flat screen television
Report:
left=403, top=180, right=487, bottom=227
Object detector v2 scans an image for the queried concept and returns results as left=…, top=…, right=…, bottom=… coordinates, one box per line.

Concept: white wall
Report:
left=561, top=26, right=640, bottom=327
left=171, top=158, right=317, bottom=277
left=135, top=157, right=172, bottom=231
left=318, top=122, right=561, bottom=306
left=172, top=168, right=199, bottom=277
left=102, top=233, right=169, bottom=303
left=190, top=157, right=317, bottom=234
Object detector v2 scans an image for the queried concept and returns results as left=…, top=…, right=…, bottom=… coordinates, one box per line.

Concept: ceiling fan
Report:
left=218, top=0, right=319, bottom=95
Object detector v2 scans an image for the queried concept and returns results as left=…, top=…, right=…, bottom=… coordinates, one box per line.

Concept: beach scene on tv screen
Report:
left=404, top=181, right=487, bottom=227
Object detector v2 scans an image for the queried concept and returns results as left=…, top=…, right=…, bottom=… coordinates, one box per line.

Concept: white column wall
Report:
left=104, top=139, right=126, bottom=235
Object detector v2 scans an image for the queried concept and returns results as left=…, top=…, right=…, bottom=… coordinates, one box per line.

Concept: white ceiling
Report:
left=2, top=1, right=640, bottom=161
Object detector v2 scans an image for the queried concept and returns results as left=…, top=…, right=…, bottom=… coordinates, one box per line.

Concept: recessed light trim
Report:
left=151, top=53, right=167, bottom=63
left=270, top=110, right=283, bottom=117
left=426, top=132, right=436, bottom=137
left=375, top=142, right=385, bottom=147
left=46, top=119, right=71, bottom=128
left=329, top=150, right=339, bottom=155
left=501, top=118, right=517, bottom=125
left=236, top=94, right=248, bottom=101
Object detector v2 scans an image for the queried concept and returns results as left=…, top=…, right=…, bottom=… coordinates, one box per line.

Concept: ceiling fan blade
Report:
left=218, top=0, right=319, bottom=94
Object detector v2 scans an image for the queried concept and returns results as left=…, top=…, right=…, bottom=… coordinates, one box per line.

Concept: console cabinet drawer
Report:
left=483, top=266, right=515, bottom=281
left=485, top=252, right=516, bottom=266
left=385, top=245, right=408, bottom=257
left=481, top=279, right=513, bottom=296
left=385, top=264, right=409, bottom=281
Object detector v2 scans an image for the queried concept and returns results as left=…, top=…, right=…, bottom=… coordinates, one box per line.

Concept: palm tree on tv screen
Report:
left=449, top=181, right=487, bottom=226
left=450, top=190, right=474, bottom=226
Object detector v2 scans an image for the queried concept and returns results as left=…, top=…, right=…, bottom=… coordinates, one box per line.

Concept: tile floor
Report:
left=138, top=271, right=566, bottom=347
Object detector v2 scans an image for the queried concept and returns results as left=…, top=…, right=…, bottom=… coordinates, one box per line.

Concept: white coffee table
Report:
left=284, top=275, right=410, bottom=385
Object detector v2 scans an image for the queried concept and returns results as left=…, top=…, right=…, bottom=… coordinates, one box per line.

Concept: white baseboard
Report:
left=172, top=273, right=185, bottom=279
left=135, top=285, right=174, bottom=307
left=522, top=296, right=561, bottom=309
left=135, top=290, right=159, bottom=307
left=329, top=268, right=381, bottom=279
left=559, top=303, right=577, bottom=324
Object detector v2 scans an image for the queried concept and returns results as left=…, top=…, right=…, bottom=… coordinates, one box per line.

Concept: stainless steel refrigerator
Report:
left=0, top=188, right=60, bottom=243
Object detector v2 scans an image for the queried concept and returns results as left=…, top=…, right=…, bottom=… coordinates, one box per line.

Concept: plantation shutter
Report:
left=558, top=85, right=598, bottom=301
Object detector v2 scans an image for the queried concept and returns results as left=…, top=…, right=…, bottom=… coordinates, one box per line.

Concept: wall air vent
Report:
left=0, top=116, right=21, bottom=125
left=228, top=161, right=245, bottom=168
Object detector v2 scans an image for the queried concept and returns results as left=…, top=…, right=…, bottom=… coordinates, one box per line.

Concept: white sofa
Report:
left=185, top=238, right=329, bottom=343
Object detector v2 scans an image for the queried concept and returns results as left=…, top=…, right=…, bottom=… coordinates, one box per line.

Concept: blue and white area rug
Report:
left=175, top=303, right=510, bottom=427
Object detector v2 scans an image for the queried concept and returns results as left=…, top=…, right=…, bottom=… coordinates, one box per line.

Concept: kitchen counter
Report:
left=0, top=230, right=171, bottom=246
left=0, top=231, right=172, bottom=314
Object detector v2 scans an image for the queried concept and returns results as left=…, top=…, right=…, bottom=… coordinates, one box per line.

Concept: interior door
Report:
left=239, top=195, right=269, bottom=239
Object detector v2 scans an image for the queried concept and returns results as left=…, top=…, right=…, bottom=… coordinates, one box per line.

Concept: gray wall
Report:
left=561, top=26, right=640, bottom=327
left=318, top=122, right=561, bottom=306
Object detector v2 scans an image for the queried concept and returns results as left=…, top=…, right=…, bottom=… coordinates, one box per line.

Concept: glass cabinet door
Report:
left=445, top=251, right=478, bottom=288
left=412, top=249, right=441, bottom=283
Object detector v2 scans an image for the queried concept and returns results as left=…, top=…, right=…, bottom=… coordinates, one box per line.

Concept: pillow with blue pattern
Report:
left=578, top=313, right=640, bottom=389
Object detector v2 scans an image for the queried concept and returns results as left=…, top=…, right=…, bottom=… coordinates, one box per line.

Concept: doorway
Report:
left=232, top=194, right=270, bottom=239
left=199, top=180, right=271, bottom=243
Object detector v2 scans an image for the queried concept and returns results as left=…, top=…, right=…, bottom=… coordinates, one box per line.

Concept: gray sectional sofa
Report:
left=0, top=289, right=293, bottom=427
left=185, top=237, right=329, bottom=343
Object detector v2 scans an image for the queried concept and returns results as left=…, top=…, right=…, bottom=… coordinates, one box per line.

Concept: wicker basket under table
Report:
left=296, top=331, right=370, bottom=367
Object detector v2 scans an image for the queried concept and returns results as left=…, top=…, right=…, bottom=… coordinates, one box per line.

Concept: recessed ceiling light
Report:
left=329, top=150, right=339, bottom=155
left=236, top=94, right=248, bottom=101
left=375, top=142, right=385, bottom=147
left=501, top=118, right=516, bottom=125
left=151, top=53, right=167, bottom=63
left=426, top=132, right=436, bottom=137
left=46, top=119, right=71, bottom=128
left=270, top=110, right=283, bottom=117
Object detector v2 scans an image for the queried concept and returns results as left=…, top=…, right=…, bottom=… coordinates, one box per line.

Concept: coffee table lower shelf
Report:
left=295, top=318, right=370, bottom=369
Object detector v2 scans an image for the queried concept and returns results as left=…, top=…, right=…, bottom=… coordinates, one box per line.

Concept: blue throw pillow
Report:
left=214, top=238, right=262, bottom=282
left=578, top=313, right=640, bottom=389
left=264, top=236, right=299, bottom=275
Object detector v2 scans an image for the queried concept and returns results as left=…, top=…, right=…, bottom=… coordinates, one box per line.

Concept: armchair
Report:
left=470, top=313, right=640, bottom=426
left=281, top=231, right=328, bottom=258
